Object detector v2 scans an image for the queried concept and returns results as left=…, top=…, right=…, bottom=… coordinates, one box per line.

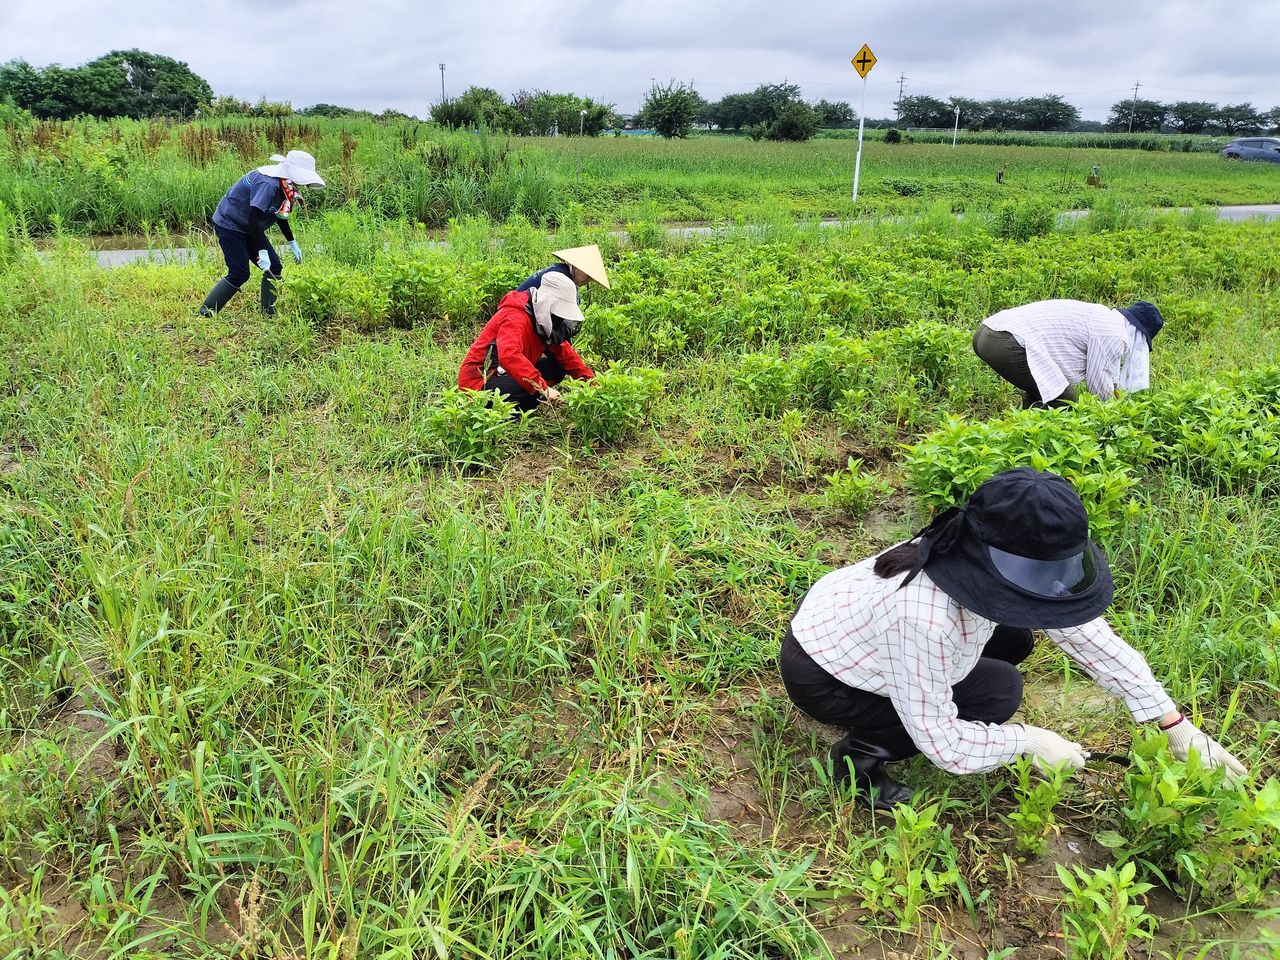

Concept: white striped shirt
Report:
left=790, top=556, right=1176, bottom=774
left=982, top=299, right=1130, bottom=402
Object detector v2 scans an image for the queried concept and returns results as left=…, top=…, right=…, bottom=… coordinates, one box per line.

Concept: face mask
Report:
left=549, top=315, right=582, bottom=346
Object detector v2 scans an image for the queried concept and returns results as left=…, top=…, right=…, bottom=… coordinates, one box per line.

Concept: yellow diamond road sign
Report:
left=851, top=44, right=877, bottom=78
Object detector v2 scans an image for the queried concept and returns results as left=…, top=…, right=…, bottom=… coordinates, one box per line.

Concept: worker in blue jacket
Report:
left=517, top=244, right=611, bottom=297
left=198, top=150, right=325, bottom=317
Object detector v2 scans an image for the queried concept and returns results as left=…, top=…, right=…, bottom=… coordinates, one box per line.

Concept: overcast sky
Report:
left=2, top=0, right=1277, bottom=121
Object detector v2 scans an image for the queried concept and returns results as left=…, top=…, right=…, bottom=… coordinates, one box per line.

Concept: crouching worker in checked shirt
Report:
left=779, top=467, right=1246, bottom=811
left=972, top=300, right=1163, bottom=408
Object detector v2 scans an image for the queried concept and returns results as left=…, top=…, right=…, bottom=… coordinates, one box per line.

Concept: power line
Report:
left=1127, top=80, right=1141, bottom=132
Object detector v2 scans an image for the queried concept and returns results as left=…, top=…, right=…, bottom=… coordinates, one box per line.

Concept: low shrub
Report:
left=857, top=801, right=961, bottom=929
left=1056, top=862, right=1156, bottom=960
left=734, top=354, right=794, bottom=416
left=1098, top=733, right=1280, bottom=905
left=420, top=387, right=520, bottom=467
left=561, top=367, right=663, bottom=444
left=823, top=457, right=889, bottom=518
left=376, top=256, right=450, bottom=328
left=288, top=270, right=346, bottom=326
left=1006, top=756, right=1070, bottom=856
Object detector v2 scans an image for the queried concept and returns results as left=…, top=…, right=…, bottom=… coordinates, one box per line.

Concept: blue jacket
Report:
left=212, top=171, right=290, bottom=238
left=517, top=263, right=576, bottom=296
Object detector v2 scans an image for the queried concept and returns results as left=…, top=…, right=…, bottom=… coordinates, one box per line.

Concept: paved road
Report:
left=83, top=204, right=1280, bottom=268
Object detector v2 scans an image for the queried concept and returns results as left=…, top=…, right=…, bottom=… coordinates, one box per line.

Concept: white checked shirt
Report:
left=982, top=299, right=1130, bottom=402
left=790, top=556, right=1176, bottom=774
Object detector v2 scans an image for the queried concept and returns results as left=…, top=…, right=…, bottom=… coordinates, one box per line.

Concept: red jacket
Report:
left=458, top=290, right=594, bottom=393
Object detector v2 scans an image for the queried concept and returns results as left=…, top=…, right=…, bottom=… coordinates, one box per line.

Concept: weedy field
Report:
left=1, top=204, right=1279, bottom=959
left=2, top=114, right=1280, bottom=235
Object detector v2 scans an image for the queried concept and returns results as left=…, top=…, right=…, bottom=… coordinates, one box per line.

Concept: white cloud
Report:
left=1, top=0, right=1276, bottom=119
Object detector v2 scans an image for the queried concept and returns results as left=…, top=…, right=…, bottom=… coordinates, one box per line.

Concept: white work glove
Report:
left=287, top=240, right=302, bottom=264
left=1019, top=725, right=1089, bottom=772
left=256, top=249, right=272, bottom=272
left=1164, top=715, right=1247, bottom=780
left=542, top=386, right=563, bottom=404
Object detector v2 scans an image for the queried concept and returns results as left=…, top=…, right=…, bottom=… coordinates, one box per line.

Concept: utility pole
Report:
left=896, top=73, right=909, bottom=123
left=439, top=63, right=447, bottom=104
left=1127, top=80, right=1141, bottom=133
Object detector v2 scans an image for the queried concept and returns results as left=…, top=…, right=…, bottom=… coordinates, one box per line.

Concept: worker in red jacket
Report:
left=458, top=270, right=595, bottom=410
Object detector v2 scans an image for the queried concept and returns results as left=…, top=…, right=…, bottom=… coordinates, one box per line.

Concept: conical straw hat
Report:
left=554, top=244, right=610, bottom=289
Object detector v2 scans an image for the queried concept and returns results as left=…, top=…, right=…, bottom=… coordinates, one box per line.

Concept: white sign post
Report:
left=952, top=105, right=961, bottom=147
left=850, top=44, right=877, bottom=204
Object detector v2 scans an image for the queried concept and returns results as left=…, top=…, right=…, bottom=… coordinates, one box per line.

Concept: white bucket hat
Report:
left=554, top=244, right=610, bottom=289
left=258, top=150, right=326, bottom=187
left=530, top=271, right=585, bottom=340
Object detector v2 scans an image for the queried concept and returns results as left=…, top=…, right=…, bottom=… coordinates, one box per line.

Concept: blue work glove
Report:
left=256, top=249, right=272, bottom=272
left=287, top=240, right=302, bottom=264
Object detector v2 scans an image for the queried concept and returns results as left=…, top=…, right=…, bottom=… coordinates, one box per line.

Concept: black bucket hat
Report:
left=1118, top=301, right=1164, bottom=347
left=899, top=468, right=1115, bottom=628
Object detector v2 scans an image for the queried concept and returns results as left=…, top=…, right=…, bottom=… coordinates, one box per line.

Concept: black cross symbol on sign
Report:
left=856, top=52, right=874, bottom=71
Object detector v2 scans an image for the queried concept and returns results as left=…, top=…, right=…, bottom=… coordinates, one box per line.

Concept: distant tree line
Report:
left=1104, top=98, right=1280, bottom=135
left=636, top=82, right=855, bottom=141
left=429, top=87, right=618, bottom=136
left=895, top=92, right=1280, bottom=136
left=0, top=51, right=212, bottom=120
left=896, top=94, right=1082, bottom=131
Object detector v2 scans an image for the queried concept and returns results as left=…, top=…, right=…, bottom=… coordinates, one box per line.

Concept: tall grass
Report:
left=3, top=115, right=1279, bottom=235
left=1, top=215, right=1278, bottom=956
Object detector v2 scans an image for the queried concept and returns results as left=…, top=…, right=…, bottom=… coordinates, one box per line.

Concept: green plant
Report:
left=1056, top=861, right=1156, bottom=960
left=1098, top=733, right=1280, bottom=905
left=561, top=367, right=662, bottom=444
left=376, top=256, right=449, bottom=329
left=1006, top=756, right=1070, bottom=856
left=990, top=197, right=1056, bottom=241
left=735, top=354, right=795, bottom=416
left=858, top=801, right=962, bottom=929
left=823, top=457, right=889, bottom=518
left=287, top=269, right=346, bottom=325
left=420, top=387, right=521, bottom=466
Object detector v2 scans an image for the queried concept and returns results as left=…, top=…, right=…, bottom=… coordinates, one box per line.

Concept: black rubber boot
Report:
left=198, top=278, right=240, bottom=317
left=830, top=735, right=914, bottom=811
left=260, top=273, right=279, bottom=317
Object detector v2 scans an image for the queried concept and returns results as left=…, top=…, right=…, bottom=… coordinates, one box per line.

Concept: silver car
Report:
left=1220, top=137, right=1280, bottom=163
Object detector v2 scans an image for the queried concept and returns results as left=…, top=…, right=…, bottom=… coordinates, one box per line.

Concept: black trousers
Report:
left=972, top=325, right=1077, bottom=409
left=215, top=225, right=281, bottom=288
left=779, top=623, right=1033, bottom=762
left=483, top=355, right=566, bottom=412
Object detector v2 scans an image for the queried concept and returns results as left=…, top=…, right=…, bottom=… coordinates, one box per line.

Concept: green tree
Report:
left=1167, top=100, right=1216, bottom=134
left=432, top=86, right=523, bottom=132
left=747, top=82, right=802, bottom=125
left=298, top=103, right=371, bottom=119
left=206, top=95, right=252, bottom=117
left=812, top=99, right=855, bottom=128
left=1106, top=98, right=1167, bottom=132
left=1213, top=102, right=1263, bottom=134
left=1016, top=95, right=1079, bottom=131
left=638, top=82, right=700, bottom=139
left=0, top=50, right=210, bottom=119
left=895, top=94, right=953, bottom=127
left=707, top=92, right=754, bottom=131
left=985, top=98, right=1024, bottom=131
left=766, top=102, right=819, bottom=141
left=91, top=50, right=212, bottom=118
left=948, top=96, right=988, bottom=131
left=510, top=90, right=615, bottom=136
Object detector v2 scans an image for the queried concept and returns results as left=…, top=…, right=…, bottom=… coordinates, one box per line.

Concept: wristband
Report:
left=1158, top=712, right=1185, bottom=731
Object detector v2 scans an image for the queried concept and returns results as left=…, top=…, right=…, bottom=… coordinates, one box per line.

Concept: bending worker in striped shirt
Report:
left=780, top=467, right=1245, bottom=811
left=972, top=299, right=1163, bottom=408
